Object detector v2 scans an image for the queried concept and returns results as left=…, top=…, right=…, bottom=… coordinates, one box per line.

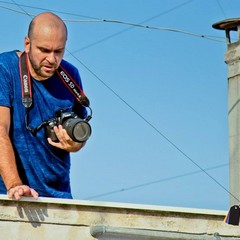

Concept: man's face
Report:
left=24, top=27, right=66, bottom=81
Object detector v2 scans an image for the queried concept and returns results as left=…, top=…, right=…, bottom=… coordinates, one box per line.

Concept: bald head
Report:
left=24, top=12, right=68, bottom=80
left=28, top=12, right=67, bottom=40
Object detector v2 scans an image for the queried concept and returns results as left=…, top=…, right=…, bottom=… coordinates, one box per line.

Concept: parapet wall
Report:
left=0, top=195, right=239, bottom=240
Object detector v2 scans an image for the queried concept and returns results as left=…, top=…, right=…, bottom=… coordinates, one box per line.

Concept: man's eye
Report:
left=41, top=49, right=50, bottom=53
left=55, top=50, right=64, bottom=54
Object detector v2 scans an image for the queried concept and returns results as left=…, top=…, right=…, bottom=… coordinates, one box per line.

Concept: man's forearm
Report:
left=0, top=127, right=22, bottom=190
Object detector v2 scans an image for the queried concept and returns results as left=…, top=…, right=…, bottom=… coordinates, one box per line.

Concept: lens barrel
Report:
left=63, top=118, right=91, bottom=142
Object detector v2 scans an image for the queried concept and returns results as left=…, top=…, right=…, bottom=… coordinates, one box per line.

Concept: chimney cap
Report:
left=212, top=18, right=240, bottom=31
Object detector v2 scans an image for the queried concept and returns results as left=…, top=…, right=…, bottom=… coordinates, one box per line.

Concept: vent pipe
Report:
left=213, top=18, right=240, bottom=206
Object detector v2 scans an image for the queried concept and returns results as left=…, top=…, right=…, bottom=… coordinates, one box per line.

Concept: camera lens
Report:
left=63, top=118, right=91, bottom=142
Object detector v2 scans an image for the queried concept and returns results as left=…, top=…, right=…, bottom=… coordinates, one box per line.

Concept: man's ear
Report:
left=24, top=37, right=30, bottom=53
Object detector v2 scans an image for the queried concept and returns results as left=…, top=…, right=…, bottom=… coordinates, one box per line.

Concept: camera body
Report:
left=45, top=110, right=91, bottom=143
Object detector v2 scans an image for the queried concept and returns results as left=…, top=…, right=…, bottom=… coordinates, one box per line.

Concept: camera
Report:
left=45, top=110, right=91, bottom=143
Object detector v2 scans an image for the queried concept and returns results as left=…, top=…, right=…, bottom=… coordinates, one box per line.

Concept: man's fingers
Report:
left=8, top=188, right=23, bottom=200
left=7, top=185, right=39, bottom=200
left=30, top=188, right=39, bottom=199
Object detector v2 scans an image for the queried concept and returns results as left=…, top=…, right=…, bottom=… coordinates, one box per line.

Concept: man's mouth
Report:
left=43, top=65, right=55, bottom=72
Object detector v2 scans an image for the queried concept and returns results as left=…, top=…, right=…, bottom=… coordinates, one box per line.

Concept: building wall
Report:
left=0, top=195, right=239, bottom=240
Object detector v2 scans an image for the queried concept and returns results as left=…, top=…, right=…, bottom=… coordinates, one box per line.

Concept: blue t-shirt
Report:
left=0, top=50, right=87, bottom=198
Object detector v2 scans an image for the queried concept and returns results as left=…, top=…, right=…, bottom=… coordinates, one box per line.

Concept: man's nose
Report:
left=46, top=52, right=56, bottom=64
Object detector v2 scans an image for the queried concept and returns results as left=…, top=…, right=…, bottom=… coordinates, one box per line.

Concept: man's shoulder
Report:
left=0, top=50, right=18, bottom=57
left=59, top=59, right=81, bottom=83
left=60, top=59, right=78, bottom=72
left=0, top=50, right=19, bottom=65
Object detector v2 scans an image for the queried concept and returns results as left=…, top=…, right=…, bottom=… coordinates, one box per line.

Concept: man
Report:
left=0, top=12, right=89, bottom=200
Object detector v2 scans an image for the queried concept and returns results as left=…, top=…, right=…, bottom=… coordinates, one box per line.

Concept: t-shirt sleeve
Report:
left=0, top=63, right=12, bottom=107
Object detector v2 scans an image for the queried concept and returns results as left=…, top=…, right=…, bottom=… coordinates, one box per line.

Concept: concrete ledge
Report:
left=0, top=195, right=238, bottom=240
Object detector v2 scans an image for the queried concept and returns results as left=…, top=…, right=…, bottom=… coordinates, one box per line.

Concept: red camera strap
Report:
left=19, top=52, right=32, bottom=108
left=56, top=64, right=89, bottom=107
left=19, top=52, right=90, bottom=109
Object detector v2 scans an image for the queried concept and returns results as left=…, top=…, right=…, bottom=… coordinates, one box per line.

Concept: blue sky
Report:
left=0, top=0, right=238, bottom=210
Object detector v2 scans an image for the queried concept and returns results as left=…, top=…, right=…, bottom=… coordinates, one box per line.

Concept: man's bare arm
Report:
left=0, top=106, right=38, bottom=199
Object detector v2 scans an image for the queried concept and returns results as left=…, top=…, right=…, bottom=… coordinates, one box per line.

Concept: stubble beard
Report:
left=28, top=52, right=56, bottom=80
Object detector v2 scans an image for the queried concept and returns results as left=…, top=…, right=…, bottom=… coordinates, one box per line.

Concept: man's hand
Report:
left=47, top=125, right=86, bottom=152
left=7, top=185, right=39, bottom=200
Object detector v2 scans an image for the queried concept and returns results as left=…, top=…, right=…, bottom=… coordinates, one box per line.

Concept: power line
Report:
left=9, top=0, right=33, bottom=19
left=85, top=163, right=228, bottom=200
left=71, top=0, right=198, bottom=53
left=4, top=0, right=224, bottom=54
left=0, top=3, right=225, bottom=43
left=67, top=50, right=235, bottom=202
left=0, top=0, right=99, bottom=19
left=216, top=0, right=227, bottom=19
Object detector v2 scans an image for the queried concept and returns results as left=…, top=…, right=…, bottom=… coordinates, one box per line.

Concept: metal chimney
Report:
left=213, top=18, right=240, bottom=206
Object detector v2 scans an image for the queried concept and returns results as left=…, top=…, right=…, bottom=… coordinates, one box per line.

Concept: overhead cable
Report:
left=0, top=0, right=99, bottom=19
left=0, top=4, right=225, bottom=43
left=70, top=0, right=198, bottom=53
left=66, top=49, right=237, bottom=202
left=216, top=0, right=227, bottom=19
left=85, top=163, right=228, bottom=200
